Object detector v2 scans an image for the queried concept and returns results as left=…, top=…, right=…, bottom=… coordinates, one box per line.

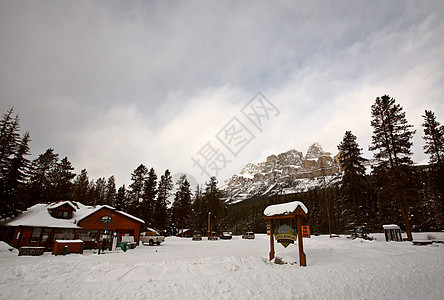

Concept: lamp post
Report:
left=207, top=211, right=211, bottom=237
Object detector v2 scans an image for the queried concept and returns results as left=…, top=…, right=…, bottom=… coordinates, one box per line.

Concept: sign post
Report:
left=264, top=201, right=308, bottom=267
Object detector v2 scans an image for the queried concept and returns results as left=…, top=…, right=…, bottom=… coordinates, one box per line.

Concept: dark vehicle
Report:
left=192, top=231, right=202, bottom=241
left=208, top=231, right=219, bottom=240
left=242, top=232, right=255, bottom=239
left=220, top=232, right=232, bottom=240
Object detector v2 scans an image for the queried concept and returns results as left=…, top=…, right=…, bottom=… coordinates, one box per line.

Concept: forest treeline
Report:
left=0, top=94, right=443, bottom=236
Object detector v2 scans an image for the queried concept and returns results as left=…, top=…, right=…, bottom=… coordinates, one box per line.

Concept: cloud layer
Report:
left=1, top=0, right=443, bottom=186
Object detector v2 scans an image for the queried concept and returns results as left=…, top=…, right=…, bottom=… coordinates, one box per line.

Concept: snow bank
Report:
left=0, top=241, right=15, bottom=253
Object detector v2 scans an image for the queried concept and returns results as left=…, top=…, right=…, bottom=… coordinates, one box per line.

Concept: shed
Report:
left=264, top=201, right=308, bottom=266
left=383, top=224, right=403, bottom=242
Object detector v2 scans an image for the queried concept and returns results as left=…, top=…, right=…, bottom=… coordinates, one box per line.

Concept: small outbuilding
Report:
left=383, top=224, right=403, bottom=242
left=264, top=201, right=308, bottom=266
left=177, top=229, right=193, bottom=238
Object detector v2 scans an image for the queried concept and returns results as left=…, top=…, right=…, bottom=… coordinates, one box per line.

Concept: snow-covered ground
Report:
left=1, top=232, right=443, bottom=300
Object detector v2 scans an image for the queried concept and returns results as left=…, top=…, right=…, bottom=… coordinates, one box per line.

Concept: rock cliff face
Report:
left=222, top=143, right=342, bottom=204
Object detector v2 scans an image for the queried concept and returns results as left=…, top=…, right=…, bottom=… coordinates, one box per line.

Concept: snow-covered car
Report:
left=220, top=232, right=232, bottom=240
left=208, top=232, right=219, bottom=240
left=140, top=232, right=165, bottom=246
left=242, top=232, right=255, bottom=239
left=192, top=231, right=202, bottom=241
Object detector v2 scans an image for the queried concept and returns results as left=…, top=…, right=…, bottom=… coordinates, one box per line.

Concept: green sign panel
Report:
left=98, top=216, right=113, bottom=223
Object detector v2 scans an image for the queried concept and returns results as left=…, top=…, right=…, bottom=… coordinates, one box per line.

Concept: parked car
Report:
left=192, top=231, right=202, bottom=241
left=208, top=231, right=219, bottom=240
left=242, top=232, right=255, bottom=239
left=220, top=232, right=232, bottom=240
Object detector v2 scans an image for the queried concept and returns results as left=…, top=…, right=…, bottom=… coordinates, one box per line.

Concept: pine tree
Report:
left=203, top=176, right=225, bottom=233
left=422, top=110, right=444, bottom=168
left=104, top=176, right=117, bottom=206
left=337, top=131, right=366, bottom=232
left=128, top=164, right=148, bottom=216
left=141, top=167, right=157, bottom=228
left=0, top=109, right=20, bottom=173
left=93, top=177, right=106, bottom=206
left=369, top=95, right=416, bottom=240
left=51, top=157, right=76, bottom=201
left=27, top=148, right=59, bottom=205
left=115, top=185, right=127, bottom=211
left=191, top=184, right=205, bottom=231
left=154, top=169, right=173, bottom=232
left=172, top=175, right=192, bottom=235
left=0, top=108, right=31, bottom=218
left=2, top=132, right=31, bottom=216
left=422, top=110, right=444, bottom=228
left=72, top=169, right=90, bottom=204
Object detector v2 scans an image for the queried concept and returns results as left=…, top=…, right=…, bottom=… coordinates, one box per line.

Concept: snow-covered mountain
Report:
left=222, top=143, right=342, bottom=204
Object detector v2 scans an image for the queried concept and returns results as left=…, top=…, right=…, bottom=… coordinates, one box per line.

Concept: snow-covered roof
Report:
left=47, top=201, right=78, bottom=211
left=2, top=202, right=144, bottom=228
left=263, top=201, right=308, bottom=217
left=383, top=224, right=400, bottom=230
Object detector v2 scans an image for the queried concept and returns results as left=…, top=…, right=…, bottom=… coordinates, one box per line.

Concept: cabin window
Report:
left=79, top=230, right=98, bottom=242
left=53, top=229, right=75, bottom=241
left=31, top=228, right=41, bottom=243
left=56, top=210, right=70, bottom=219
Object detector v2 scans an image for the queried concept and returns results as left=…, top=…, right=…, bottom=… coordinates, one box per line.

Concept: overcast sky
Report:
left=1, top=0, right=443, bottom=187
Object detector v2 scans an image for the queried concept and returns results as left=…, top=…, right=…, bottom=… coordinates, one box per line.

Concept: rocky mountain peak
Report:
left=305, top=142, right=330, bottom=159
left=222, top=143, right=341, bottom=204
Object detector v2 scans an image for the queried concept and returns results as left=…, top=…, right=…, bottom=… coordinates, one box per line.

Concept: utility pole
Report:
left=207, top=211, right=211, bottom=237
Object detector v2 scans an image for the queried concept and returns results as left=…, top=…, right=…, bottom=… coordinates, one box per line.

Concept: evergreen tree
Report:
left=422, top=110, right=444, bottom=168
left=0, top=109, right=21, bottom=173
left=141, top=167, right=157, bottom=228
left=27, top=148, right=59, bottom=205
left=104, top=176, right=117, bottom=206
left=203, top=176, right=225, bottom=233
left=422, top=110, right=444, bottom=228
left=72, top=169, right=90, bottom=204
left=0, top=108, right=31, bottom=218
left=191, top=184, right=205, bottom=231
left=154, top=169, right=173, bottom=232
left=337, top=131, right=366, bottom=231
left=172, top=175, right=192, bottom=235
left=93, top=177, right=106, bottom=206
left=51, top=157, right=76, bottom=201
left=369, top=95, right=416, bottom=240
left=115, top=185, right=127, bottom=211
left=1, top=132, right=31, bottom=217
left=128, top=164, right=148, bottom=216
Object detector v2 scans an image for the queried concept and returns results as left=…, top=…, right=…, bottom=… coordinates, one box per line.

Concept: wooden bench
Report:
left=412, top=240, right=434, bottom=246
left=19, top=246, right=45, bottom=256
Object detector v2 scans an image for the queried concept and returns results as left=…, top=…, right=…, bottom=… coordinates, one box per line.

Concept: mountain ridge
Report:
left=222, top=143, right=342, bottom=204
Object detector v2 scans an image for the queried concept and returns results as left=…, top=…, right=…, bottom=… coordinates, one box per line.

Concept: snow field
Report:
left=0, top=233, right=443, bottom=300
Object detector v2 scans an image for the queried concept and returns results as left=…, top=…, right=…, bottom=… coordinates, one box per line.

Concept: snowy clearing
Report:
left=1, top=233, right=443, bottom=300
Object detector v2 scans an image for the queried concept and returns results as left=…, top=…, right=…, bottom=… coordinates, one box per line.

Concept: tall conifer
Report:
left=337, top=131, right=366, bottom=231
left=369, top=95, right=415, bottom=240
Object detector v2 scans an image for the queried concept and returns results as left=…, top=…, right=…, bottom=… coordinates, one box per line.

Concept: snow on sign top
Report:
left=383, top=224, right=400, bottom=230
left=263, top=201, right=308, bottom=217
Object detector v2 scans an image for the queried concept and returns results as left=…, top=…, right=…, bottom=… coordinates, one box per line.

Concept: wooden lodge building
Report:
left=0, top=201, right=144, bottom=251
